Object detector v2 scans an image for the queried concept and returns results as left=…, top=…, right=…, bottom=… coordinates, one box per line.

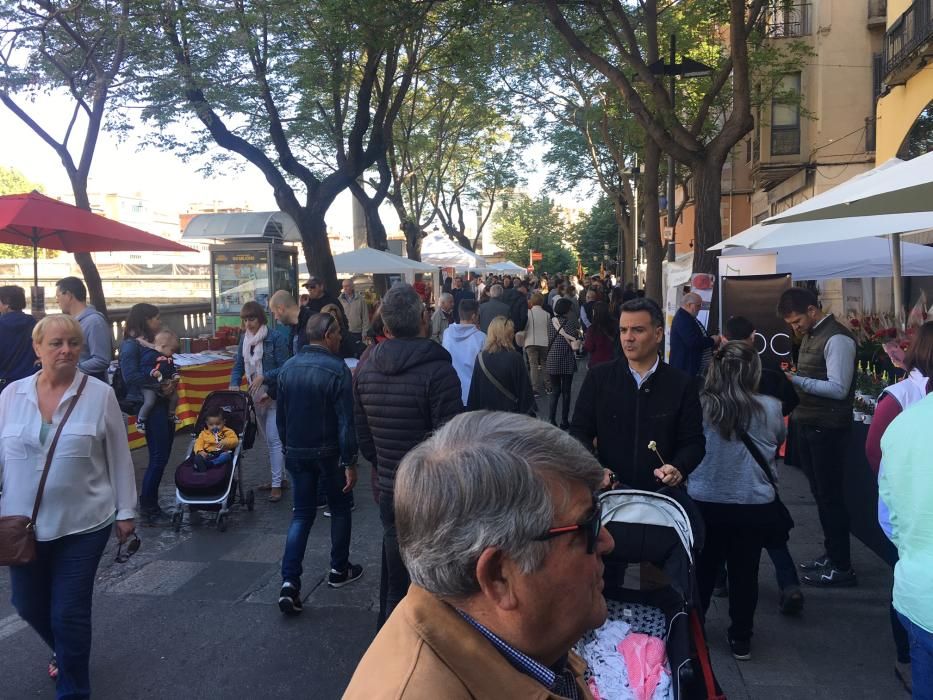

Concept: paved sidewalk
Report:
left=0, top=376, right=911, bottom=698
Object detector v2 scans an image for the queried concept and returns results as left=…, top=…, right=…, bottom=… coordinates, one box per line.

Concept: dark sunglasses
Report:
left=534, top=498, right=603, bottom=554
left=115, top=534, right=141, bottom=563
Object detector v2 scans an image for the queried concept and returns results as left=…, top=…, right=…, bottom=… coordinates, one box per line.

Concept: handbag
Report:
left=550, top=317, right=582, bottom=352
left=737, top=428, right=795, bottom=547
left=0, top=374, right=88, bottom=566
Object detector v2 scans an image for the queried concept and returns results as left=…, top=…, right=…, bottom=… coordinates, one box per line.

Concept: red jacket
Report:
left=584, top=327, right=615, bottom=367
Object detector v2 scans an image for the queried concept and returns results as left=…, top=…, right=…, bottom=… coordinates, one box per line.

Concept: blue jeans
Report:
left=139, top=400, right=175, bottom=510
left=377, top=496, right=410, bottom=629
left=281, top=456, right=352, bottom=588
left=897, top=612, right=933, bottom=698
left=10, top=526, right=111, bottom=700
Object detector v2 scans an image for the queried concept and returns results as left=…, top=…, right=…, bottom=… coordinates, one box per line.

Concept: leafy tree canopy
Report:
left=0, top=165, right=50, bottom=258
left=492, top=194, right=576, bottom=275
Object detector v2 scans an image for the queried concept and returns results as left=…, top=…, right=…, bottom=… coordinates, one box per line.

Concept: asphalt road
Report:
left=0, top=378, right=911, bottom=699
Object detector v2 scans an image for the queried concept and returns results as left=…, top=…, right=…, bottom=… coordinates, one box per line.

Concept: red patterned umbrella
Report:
left=0, top=191, right=195, bottom=286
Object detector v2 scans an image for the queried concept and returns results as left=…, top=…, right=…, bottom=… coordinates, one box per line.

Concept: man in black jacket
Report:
left=570, top=298, right=705, bottom=491
left=354, top=284, right=462, bottom=626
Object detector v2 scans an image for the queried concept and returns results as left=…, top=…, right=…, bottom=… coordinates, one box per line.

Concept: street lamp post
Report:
left=649, top=34, right=713, bottom=263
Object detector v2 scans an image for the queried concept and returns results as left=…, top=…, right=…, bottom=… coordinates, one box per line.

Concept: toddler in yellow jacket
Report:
left=193, top=406, right=239, bottom=472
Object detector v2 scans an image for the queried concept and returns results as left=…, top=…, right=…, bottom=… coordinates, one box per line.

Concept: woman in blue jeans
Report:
left=0, top=314, right=137, bottom=699
left=120, top=303, right=176, bottom=526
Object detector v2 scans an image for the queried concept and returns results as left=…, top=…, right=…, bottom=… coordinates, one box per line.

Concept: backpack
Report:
left=110, top=361, right=142, bottom=415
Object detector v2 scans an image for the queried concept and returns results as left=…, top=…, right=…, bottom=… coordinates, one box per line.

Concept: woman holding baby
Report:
left=119, top=303, right=179, bottom=527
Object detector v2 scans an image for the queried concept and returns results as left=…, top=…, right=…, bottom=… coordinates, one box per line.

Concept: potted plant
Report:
left=863, top=400, right=875, bottom=425
left=853, top=397, right=866, bottom=422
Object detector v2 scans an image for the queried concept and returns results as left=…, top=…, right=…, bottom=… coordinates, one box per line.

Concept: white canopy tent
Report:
left=719, top=238, right=933, bottom=280
left=419, top=232, right=486, bottom=271
left=487, top=260, right=527, bottom=273
left=299, top=247, right=435, bottom=276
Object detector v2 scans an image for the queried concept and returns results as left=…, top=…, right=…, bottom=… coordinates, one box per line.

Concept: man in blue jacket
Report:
left=275, top=312, right=362, bottom=615
left=0, top=285, right=37, bottom=392
left=670, top=292, right=720, bottom=378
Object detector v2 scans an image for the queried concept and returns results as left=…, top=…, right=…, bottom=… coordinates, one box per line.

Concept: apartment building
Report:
left=746, top=0, right=885, bottom=224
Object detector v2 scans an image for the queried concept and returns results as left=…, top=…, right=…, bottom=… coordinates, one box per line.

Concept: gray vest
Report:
left=794, top=314, right=855, bottom=428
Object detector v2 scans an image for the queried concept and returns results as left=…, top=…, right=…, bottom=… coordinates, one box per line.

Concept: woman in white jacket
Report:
left=524, top=293, right=552, bottom=396
left=0, top=314, right=137, bottom=697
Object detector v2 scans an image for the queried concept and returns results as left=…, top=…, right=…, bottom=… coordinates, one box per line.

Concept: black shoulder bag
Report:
left=737, top=428, right=795, bottom=547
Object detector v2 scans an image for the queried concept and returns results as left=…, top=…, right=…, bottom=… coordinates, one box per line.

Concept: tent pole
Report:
left=891, top=233, right=904, bottom=328
left=33, top=232, right=39, bottom=288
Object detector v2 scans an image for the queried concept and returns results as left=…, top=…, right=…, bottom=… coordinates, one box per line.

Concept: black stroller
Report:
left=172, top=391, right=258, bottom=532
left=577, top=488, right=725, bottom=700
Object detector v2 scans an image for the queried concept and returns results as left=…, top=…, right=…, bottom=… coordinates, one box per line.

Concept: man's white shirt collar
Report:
left=629, top=356, right=660, bottom=389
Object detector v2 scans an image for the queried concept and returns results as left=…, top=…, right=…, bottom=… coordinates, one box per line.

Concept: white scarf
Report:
left=242, top=324, right=268, bottom=381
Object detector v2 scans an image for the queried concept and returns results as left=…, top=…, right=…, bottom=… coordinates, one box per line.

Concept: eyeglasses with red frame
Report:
left=533, top=498, right=603, bottom=554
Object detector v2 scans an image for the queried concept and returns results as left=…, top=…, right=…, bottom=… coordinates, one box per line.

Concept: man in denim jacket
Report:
left=274, top=312, right=363, bottom=615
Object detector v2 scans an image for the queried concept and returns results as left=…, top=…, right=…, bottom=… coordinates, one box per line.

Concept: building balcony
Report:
left=869, top=0, right=888, bottom=29
left=883, top=0, right=933, bottom=85
left=766, top=2, right=811, bottom=38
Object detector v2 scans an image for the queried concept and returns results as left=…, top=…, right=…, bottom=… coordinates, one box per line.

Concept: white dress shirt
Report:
left=0, top=371, right=137, bottom=541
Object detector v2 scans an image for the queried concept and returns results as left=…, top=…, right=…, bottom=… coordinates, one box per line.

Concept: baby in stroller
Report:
left=193, top=406, right=239, bottom=472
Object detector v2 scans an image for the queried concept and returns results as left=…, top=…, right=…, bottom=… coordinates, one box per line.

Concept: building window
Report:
left=771, top=73, right=801, bottom=156
left=766, top=2, right=811, bottom=38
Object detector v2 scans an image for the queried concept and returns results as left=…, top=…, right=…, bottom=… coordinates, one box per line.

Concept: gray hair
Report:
left=439, top=292, right=453, bottom=304
left=395, top=411, right=603, bottom=599
left=682, top=292, right=702, bottom=307
left=489, top=284, right=504, bottom=298
left=380, top=283, right=424, bottom=338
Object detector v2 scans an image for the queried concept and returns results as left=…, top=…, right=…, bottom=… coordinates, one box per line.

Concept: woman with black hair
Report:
left=120, top=303, right=175, bottom=526
left=583, top=301, right=616, bottom=368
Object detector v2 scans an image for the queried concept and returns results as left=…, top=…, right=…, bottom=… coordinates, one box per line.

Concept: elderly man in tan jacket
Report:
left=344, top=411, right=613, bottom=699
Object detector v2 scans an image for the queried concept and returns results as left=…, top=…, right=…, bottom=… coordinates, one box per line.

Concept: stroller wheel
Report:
left=217, top=513, right=228, bottom=532
left=246, top=490, right=255, bottom=512
left=171, top=510, right=183, bottom=533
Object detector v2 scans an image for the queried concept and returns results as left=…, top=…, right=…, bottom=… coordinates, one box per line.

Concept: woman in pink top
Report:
left=864, top=321, right=933, bottom=693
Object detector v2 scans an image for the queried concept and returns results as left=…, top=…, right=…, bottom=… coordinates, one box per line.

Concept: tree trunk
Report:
left=642, top=141, right=664, bottom=305
left=608, top=196, right=632, bottom=287
left=402, top=220, right=423, bottom=261
left=348, top=180, right=389, bottom=251
left=69, top=180, right=109, bottom=319
left=691, top=155, right=725, bottom=278
left=295, top=207, right=338, bottom=295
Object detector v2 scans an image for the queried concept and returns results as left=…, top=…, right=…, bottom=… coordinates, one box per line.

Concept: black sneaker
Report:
left=779, top=586, right=805, bottom=615
left=802, top=566, right=857, bottom=587
left=327, top=563, right=363, bottom=588
left=278, top=582, right=303, bottom=615
left=798, top=555, right=831, bottom=571
left=729, top=637, right=751, bottom=661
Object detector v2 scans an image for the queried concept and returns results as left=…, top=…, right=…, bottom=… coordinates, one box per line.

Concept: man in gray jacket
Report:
left=430, top=293, right=454, bottom=343
left=55, top=276, right=111, bottom=382
left=478, top=284, right=510, bottom=333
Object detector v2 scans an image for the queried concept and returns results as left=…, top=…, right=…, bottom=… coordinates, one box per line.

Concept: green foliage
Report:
left=0, top=165, right=48, bottom=258
left=901, top=103, right=933, bottom=160
left=492, top=194, right=576, bottom=274
left=573, top=197, right=619, bottom=276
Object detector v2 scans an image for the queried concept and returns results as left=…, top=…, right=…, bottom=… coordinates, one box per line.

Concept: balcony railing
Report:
left=883, top=0, right=933, bottom=80
left=766, top=2, right=811, bottom=38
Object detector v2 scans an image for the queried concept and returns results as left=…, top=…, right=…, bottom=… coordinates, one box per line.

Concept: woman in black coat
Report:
left=467, top=316, right=535, bottom=415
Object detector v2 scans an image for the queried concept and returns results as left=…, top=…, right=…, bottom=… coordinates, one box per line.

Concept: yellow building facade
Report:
left=875, top=0, right=933, bottom=162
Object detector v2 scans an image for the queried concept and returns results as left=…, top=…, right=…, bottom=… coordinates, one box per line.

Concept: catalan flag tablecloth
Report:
left=127, top=359, right=237, bottom=450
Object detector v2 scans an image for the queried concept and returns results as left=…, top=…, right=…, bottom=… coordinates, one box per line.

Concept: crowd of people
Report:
left=1, top=269, right=931, bottom=699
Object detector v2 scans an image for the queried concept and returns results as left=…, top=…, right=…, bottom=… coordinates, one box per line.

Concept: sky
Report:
left=0, top=92, right=577, bottom=239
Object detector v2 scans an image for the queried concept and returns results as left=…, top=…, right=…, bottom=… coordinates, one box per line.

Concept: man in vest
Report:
left=778, top=288, right=857, bottom=587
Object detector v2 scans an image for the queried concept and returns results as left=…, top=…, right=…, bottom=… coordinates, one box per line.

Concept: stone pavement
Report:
left=0, top=377, right=912, bottom=699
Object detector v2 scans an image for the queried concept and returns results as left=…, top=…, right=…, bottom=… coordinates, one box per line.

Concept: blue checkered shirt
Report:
left=457, top=610, right=580, bottom=699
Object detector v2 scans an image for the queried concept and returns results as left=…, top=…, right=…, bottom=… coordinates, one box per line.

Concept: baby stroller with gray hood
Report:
left=577, top=487, right=725, bottom=700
